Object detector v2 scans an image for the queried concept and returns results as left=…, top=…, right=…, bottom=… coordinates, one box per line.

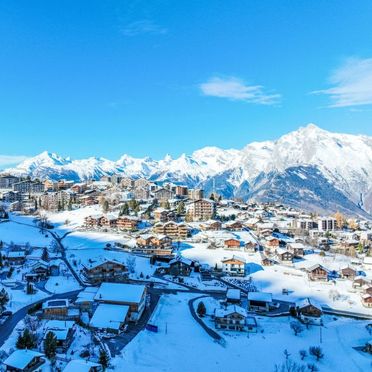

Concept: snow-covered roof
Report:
left=288, top=242, right=305, bottom=249
left=296, top=297, right=322, bottom=310
left=94, top=283, right=146, bottom=304
left=169, top=256, right=193, bottom=266
left=7, top=250, right=25, bottom=258
left=3, top=349, right=44, bottom=370
left=364, top=257, right=372, bottom=265
left=215, top=305, right=248, bottom=318
left=221, top=255, right=246, bottom=264
left=76, top=287, right=99, bottom=303
left=64, top=360, right=101, bottom=372
left=276, top=248, right=291, bottom=255
left=90, top=303, right=129, bottom=330
left=306, top=264, right=329, bottom=273
left=226, top=288, right=241, bottom=300
left=247, top=292, right=272, bottom=303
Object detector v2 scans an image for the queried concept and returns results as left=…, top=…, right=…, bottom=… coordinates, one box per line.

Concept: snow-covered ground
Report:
left=112, top=292, right=372, bottom=372
left=181, top=243, right=372, bottom=314
left=0, top=217, right=52, bottom=246
left=44, top=275, right=81, bottom=294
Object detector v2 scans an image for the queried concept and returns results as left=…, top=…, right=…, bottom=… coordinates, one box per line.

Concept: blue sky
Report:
left=1, top=0, right=372, bottom=166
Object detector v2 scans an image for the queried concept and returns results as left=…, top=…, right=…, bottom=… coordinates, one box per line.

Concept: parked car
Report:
left=2, top=310, right=13, bottom=317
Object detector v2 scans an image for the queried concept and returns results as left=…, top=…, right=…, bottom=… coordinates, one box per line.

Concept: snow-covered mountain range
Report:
left=4, top=124, right=372, bottom=217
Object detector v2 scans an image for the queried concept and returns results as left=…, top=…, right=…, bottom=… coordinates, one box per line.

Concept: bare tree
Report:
left=274, top=359, right=306, bottom=372
left=299, top=350, right=307, bottom=360
left=309, top=346, right=324, bottom=361
left=126, top=255, right=136, bottom=274
left=290, top=321, right=304, bottom=336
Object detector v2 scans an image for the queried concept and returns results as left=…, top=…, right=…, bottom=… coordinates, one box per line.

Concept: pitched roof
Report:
left=90, top=303, right=129, bottom=330
left=3, top=349, right=44, bottom=370
left=215, top=304, right=248, bottom=318
left=94, top=283, right=146, bottom=304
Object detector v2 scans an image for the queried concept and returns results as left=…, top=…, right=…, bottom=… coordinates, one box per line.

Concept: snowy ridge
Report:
left=4, top=124, right=372, bottom=216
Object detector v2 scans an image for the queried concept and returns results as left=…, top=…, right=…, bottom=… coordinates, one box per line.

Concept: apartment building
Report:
left=186, top=199, right=215, bottom=221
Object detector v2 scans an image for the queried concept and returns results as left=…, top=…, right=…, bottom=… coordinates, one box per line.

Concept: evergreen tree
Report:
left=41, top=247, right=49, bottom=261
left=177, top=201, right=185, bottom=215
left=99, top=349, right=110, bottom=370
left=44, top=331, right=57, bottom=359
left=196, top=301, right=206, bottom=317
left=26, top=282, right=34, bottom=295
left=102, top=200, right=110, bottom=213
left=119, top=202, right=129, bottom=216
left=16, top=329, right=36, bottom=349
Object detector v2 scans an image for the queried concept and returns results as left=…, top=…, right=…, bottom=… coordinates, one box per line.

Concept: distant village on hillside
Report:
left=0, top=172, right=371, bottom=371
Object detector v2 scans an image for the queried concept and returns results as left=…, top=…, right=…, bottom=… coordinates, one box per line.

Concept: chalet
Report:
left=260, top=253, right=275, bottom=266
left=361, top=293, right=372, bottom=308
left=82, top=259, right=128, bottom=284
left=224, top=220, right=243, bottom=231
left=80, top=194, right=98, bottom=206
left=226, top=289, right=241, bottom=304
left=43, top=320, right=75, bottom=352
left=224, top=238, right=241, bottom=250
left=75, top=287, right=98, bottom=314
left=6, top=251, right=26, bottom=265
left=221, top=256, right=246, bottom=276
left=24, top=260, right=50, bottom=281
left=94, top=283, right=147, bottom=322
left=169, top=256, right=194, bottom=276
left=307, top=264, right=329, bottom=281
left=3, top=350, right=45, bottom=372
left=153, top=221, right=188, bottom=239
left=151, top=235, right=173, bottom=248
left=353, top=276, right=370, bottom=289
left=64, top=360, right=101, bottom=372
left=287, top=242, right=305, bottom=258
left=154, top=208, right=176, bottom=223
left=266, top=237, right=280, bottom=249
left=200, top=220, right=222, bottom=231
left=84, top=214, right=103, bottom=228
left=340, top=267, right=357, bottom=280
left=214, top=305, right=257, bottom=332
left=136, top=234, right=155, bottom=247
left=247, top=292, right=273, bottom=312
left=90, top=303, right=129, bottom=334
left=117, top=216, right=139, bottom=231
left=42, top=299, right=69, bottom=319
left=275, top=248, right=294, bottom=264
left=70, top=183, right=87, bottom=194
left=100, top=214, right=118, bottom=228
left=296, top=298, right=323, bottom=324
left=245, top=241, right=258, bottom=253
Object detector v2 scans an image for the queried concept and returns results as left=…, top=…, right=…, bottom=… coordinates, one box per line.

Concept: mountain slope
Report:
left=4, top=124, right=372, bottom=217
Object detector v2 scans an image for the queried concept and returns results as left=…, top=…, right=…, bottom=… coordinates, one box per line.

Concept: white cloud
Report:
left=121, top=20, right=168, bottom=37
left=0, top=155, right=28, bottom=168
left=199, top=76, right=281, bottom=105
left=314, top=57, right=372, bottom=108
